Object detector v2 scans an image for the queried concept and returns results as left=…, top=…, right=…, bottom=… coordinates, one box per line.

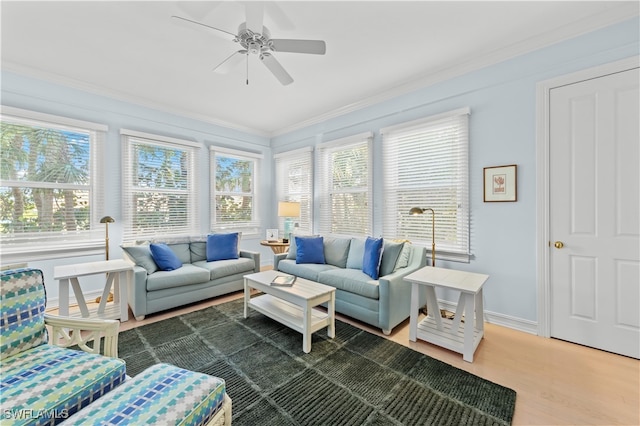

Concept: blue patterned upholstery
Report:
left=0, top=268, right=126, bottom=425
left=0, top=268, right=48, bottom=360
left=61, top=363, right=227, bottom=426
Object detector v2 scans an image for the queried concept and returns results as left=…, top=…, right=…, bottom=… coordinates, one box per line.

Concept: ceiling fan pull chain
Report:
left=246, top=53, right=249, bottom=85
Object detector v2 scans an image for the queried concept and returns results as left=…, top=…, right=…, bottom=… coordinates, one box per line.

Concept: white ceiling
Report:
left=1, top=1, right=637, bottom=137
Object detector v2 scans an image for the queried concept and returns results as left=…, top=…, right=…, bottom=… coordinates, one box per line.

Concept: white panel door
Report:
left=550, top=67, right=639, bottom=359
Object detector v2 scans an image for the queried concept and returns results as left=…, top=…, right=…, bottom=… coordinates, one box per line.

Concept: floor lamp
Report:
left=409, top=207, right=435, bottom=266
left=96, top=216, right=115, bottom=303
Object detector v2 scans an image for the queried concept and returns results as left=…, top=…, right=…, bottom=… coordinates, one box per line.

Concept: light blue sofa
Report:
left=274, top=236, right=427, bottom=334
left=122, top=235, right=260, bottom=320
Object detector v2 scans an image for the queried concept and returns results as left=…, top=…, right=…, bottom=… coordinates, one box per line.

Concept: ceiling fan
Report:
left=172, top=3, right=326, bottom=86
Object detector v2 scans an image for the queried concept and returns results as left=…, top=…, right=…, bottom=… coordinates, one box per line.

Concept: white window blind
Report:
left=210, top=146, right=262, bottom=234
left=317, top=132, right=372, bottom=236
left=274, top=147, right=313, bottom=235
left=122, top=129, right=200, bottom=241
left=381, top=108, right=470, bottom=261
left=0, top=106, right=107, bottom=262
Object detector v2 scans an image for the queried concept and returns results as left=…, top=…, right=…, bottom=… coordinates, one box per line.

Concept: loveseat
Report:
left=274, top=236, right=427, bottom=334
left=1, top=268, right=232, bottom=426
left=122, top=234, right=260, bottom=320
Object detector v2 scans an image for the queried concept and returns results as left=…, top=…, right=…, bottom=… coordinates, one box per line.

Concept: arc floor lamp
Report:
left=409, top=207, right=436, bottom=267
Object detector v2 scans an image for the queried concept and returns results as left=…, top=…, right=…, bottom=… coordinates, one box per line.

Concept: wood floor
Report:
left=102, top=290, right=639, bottom=426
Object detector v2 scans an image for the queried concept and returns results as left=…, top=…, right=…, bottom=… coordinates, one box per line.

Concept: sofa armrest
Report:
left=376, top=246, right=428, bottom=332
left=273, top=252, right=288, bottom=271
left=240, top=250, right=261, bottom=273
left=45, top=314, right=120, bottom=358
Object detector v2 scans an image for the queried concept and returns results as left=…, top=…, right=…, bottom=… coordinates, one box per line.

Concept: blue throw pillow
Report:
left=149, top=243, right=182, bottom=271
left=362, top=237, right=384, bottom=279
left=295, top=236, right=325, bottom=264
left=207, top=233, right=239, bottom=261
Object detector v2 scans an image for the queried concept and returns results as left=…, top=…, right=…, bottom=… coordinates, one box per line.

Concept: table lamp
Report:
left=409, top=207, right=436, bottom=267
left=278, top=201, right=300, bottom=243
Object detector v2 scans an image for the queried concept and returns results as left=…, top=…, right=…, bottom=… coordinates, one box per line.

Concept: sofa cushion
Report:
left=166, top=243, right=191, bottom=264
left=295, top=236, right=325, bottom=264
left=207, top=233, right=240, bottom=261
left=277, top=259, right=336, bottom=282
left=1, top=344, right=126, bottom=421
left=318, top=268, right=380, bottom=300
left=122, top=244, right=158, bottom=274
left=394, top=241, right=412, bottom=271
left=190, top=241, right=207, bottom=262
left=346, top=238, right=366, bottom=269
left=61, top=363, right=226, bottom=426
left=0, top=268, right=47, bottom=360
left=150, top=243, right=183, bottom=271
left=145, top=264, right=210, bottom=291
left=323, top=237, right=351, bottom=268
left=379, top=240, right=405, bottom=276
left=363, top=237, right=384, bottom=279
left=193, top=258, right=256, bottom=280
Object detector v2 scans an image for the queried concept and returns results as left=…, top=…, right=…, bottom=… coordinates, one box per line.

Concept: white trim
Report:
left=1, top=105, right=108, bottom=132
left=318, top=131, right=373, bottom=149
left=209, top=145, right=264, bottom=159
left=380, top=107, right=470, bottom=135
left=120, top=128, right=201, bottom=149
left=273, top=146, right=313, bottom=159
left=535, top=56, right=639, bottom=338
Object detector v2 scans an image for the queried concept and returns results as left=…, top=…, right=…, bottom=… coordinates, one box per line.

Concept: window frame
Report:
left=317, top=132, right=373, bottom=237
left=274, top=147, right=313, bottom=235
left=0, top=106, right=107, bottom=262
left=381, top=107, right=471, bottom=262
left=210, top=146, right=262, bottom=235
left=121, top=129, right=200, bottom=242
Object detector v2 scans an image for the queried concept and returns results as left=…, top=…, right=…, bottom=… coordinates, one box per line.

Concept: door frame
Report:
left=535, top=56, right=639, bottom=338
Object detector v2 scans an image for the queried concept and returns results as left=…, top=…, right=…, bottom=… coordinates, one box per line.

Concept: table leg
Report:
left=463, top=292, right=475, bottom=362
left=451, top=292, right=466, bottom=332
left=59, top=278, right=70, bottom=317
left=98, top=273, right=115, bottom=315
left=327, top=292, right=335, bottom=339
left=70, top=277, right=90, bottom=317
left=424, top=285, right=443, bottom=331
left=243, top=279, right=250, bottom=318
left=119, top=271, right=129, bottom=322
left=409, top=283, right=419, bottom=341
left=303, top=302, right=312, bottom=353
left=475, top=289, right=484, bottom=336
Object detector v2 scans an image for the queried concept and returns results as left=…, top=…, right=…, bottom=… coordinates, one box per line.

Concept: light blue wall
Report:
left=1, top=18, right=637, bottom=324
left=1, top=72, right=273, bottom=303
left=271, top=18, right=639, bottom=325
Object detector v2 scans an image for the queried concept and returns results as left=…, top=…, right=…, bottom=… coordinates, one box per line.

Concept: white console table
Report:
left=54, top=259, right=133, bottom=322
left=405, top=266, right=489, bottom=362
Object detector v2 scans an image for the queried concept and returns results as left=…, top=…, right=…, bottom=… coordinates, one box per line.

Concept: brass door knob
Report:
left=554, top=241, right=564, bottom=249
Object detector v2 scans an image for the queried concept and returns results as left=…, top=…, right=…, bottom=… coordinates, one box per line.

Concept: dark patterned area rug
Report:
left=118, top=299, right=516, bottom=425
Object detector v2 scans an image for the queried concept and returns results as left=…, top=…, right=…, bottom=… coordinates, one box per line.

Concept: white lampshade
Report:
left=278, top=201, right=300, bottom=217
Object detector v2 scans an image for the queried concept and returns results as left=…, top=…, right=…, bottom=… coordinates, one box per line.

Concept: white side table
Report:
left=404, top=266, right=489, bottom=362
left=54, top=259, right=133, bottom=322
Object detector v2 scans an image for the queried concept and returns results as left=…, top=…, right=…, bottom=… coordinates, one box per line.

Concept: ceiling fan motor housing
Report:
left=236, top=23, right=273, bottom=55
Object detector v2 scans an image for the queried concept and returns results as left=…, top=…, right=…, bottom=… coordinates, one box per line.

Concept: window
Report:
left=121, top=129, right=200, bottom=241
left=317, top=132, right=372, bottom=236
left=381, top=108, right=470, bottom=261
left=274, top=147, right=313, bottom=235
left=211, top=146, right=262, bottom=234
left=0, top=106, right=106, bottom=262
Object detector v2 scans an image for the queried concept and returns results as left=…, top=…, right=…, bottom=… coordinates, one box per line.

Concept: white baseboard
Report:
left=438, top=299, right=538, bottom=335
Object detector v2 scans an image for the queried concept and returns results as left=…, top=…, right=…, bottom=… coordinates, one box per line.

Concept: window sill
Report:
left=1, top=241, right=104, bottom=264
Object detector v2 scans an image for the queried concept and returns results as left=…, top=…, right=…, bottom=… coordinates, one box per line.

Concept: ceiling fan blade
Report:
left=213, top=50, right=247, bottom=74
left=260, top=53, right=293, bottom=86
left=271, top=39, right=326, bottom=55
left=244, top=2, right=264, bottom=34
left=176, top=2, right=220, bottom=21
left=265, top=2, right=295, bottom=31
left=171, top=15, right=237, bottom=40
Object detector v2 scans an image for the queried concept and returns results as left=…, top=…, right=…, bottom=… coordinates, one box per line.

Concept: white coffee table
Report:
left=244, top=270, right=336, bottom=353
left=404, top=266, right=489, bottom=362
left=54, top=259, right=133, bottom=322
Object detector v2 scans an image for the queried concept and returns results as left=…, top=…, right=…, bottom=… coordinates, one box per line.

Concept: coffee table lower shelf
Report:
left=249, top=294, right=331, bottom=336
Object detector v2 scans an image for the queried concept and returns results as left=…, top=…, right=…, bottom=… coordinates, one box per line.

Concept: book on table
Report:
left=271, top=275, right=296, bottom=286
